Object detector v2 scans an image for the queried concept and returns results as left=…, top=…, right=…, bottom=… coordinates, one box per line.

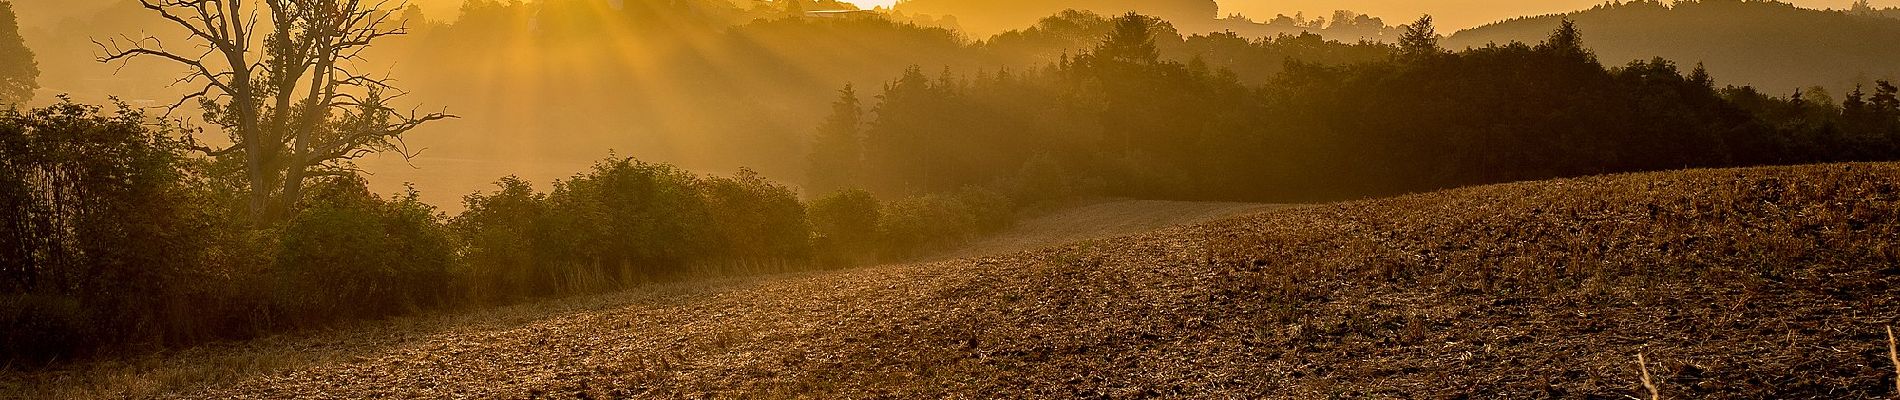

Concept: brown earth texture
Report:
left=9, top=162, right=1900, bottom=398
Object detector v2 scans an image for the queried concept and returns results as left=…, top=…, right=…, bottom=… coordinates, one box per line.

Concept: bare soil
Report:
left=8, top=163, right=1900, bottom=399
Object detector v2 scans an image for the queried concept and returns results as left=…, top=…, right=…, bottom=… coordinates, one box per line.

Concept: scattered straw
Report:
left=1637, top=352, right=1659, bottom=400
left=1888, top=326, right=1898, bottom=394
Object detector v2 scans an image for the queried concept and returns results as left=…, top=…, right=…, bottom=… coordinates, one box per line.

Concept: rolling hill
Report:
left=892, top=0, right=1219, bottom=36
left=1446, top=0, right=1900, bottom=96
left=8, top=163, right=1899, bottom=398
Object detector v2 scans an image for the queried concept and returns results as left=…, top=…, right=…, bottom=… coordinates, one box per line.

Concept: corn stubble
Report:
left=26, top=162, right=1900, bottom=398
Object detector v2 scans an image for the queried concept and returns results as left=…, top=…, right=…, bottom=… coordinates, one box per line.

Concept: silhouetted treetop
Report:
left=0, top=0, right=36, bottom=104
left=1398, top=15, right=1440, bottom=58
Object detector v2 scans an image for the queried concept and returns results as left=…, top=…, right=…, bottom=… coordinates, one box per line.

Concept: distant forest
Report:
left=808, top=14, right=1900, bottom=203
left=892, top=0, right=1400, bottom=41
left=1447, top=0, right=1900, bottom=93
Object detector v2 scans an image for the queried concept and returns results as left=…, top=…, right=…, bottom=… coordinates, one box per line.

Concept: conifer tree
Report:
left=0, top=0, right=37, bottom=104
left=807, top=84, right=864, bottom=196
left=1543, top=19, right=1592, bottom=60
left=1398, top=15, right=1440, bottom=59
left=1688, top=62, right=1714, bottom=88
left=1096, top=13, right=1160, bottom=65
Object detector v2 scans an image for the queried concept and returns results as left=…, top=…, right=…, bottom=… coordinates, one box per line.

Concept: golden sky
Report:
left=199, top=0, right=1900, bottom=32
left=846, top=0, right=1889, bottom=31
left=1213, top=0, right=1883, bottom=30
left=390, top=1, right=1892, bottom=31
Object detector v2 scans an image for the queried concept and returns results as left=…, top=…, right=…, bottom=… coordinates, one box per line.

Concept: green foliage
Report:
left=953, top=186, right=1016, bottom=233
left=451, top=176, right=547, bottom=300
left=0, top=100, right=226, bottom=360
left=832, top=16, right=1900, bottom=203
left=877, top=194, right=978, bottom=258
left=1541, top=18, right=1589, bottom=61
left=868, top=186, right=1019, bottom=259
left=810, top=189, right=881, bottom=265
left=0, top=1, right=36, bottom=104
left=454, top=157, right=821, bottom=297
left=275, top=177, right=456, bottom=324
left=1096, top=13, right=1161, bottom=65
left=889, top=0, right=1217, bottom=36
left=1007, top=153, right=1076, bottom=206
left=807, top=85, right=864, bottom=197
left=704, top=169, right=812, bottom=263
left=1175, top=31, right=1390, bottom=84
left=548, top=158, right=719, bottom=283
left=1397, top=15, right=1439, bottom=59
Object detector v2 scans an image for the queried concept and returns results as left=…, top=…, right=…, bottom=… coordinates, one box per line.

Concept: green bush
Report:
left=954, top=186, right=1017, bottom=233
left=810, top=189, right=881, bottom=266
left=703, top=168, right=813, bottom=273
left=275, top=176, right=456, bottom=326
left=877, top=194, right=978, bottom=258
left=0, top=101, right=226, bottom=360
left=451, top=176, right=549, bottom=300
left=0, top=101, right=1026, bottom=364
left=456, top=158, right=824, bottom=295
left=547, top=158, right=718, bottom=285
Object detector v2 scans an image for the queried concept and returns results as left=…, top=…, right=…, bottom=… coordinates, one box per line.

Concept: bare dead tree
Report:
left=95, top=0, right=452, bottom=223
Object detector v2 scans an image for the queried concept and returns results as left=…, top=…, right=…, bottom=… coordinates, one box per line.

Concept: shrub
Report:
left=452, top=176, right=549, bottom=300
left=954, top=186, right=1017, bottom=233
left=274, top=176, right=456, bottom=326
left=0, top=100, right=223, bottom=360
left=810, top=189, right=882, bottom=266
left=877, top=194, right=978, bottom=258
left=703, top=168, right=812, bottom=273
left=456, top=158, right=827, bottom=295
left=546, top=158, right=717, bottom=285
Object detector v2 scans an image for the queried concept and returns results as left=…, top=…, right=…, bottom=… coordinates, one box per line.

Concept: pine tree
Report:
left=0, top=0, right=38, bottom=104
left=1688, top=62, right=1713, bottom=88
left=1873, top=80, right=1899, bottom=115
left=1542, top=19, right=1592, bottom=61
left=807, top=84, right=863, bottom=196
left=1845, top=85, right=1868, bottom=116
left=1398, top=15, right=1440, bottom=59
left=1096, top=13, right=1160, bottom=65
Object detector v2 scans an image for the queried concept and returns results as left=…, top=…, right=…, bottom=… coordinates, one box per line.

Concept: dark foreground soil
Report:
left=12, top=163, right=1900, bottom=399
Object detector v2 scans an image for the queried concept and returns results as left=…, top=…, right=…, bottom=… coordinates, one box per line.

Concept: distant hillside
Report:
left=1849, top=0, right=1900, bottom=19
left=1446, top=0, right=1900, bottom=95
left=890, top=0, right=1400, bottom=42
left=892, top=0, right=1218, bottom=36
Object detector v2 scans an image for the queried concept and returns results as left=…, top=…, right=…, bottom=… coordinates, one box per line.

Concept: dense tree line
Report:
left=0, top=101, right=1005, bottom=363
left=1447, top=0, right=1900, bottom=94
left=810, top=14, right=1900, bottom=203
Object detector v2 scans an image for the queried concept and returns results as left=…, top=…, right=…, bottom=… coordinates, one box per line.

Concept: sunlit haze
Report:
left=1215, top=0, right=1885, bottom=30
left=397, top=0, right=1896, bottom=29
left=6, top=0, right=1900, bottom=397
